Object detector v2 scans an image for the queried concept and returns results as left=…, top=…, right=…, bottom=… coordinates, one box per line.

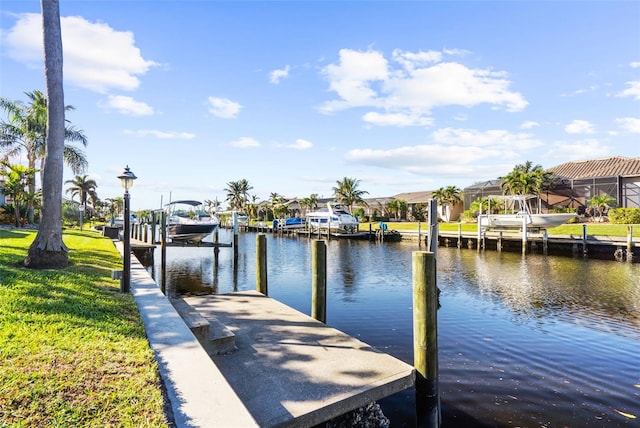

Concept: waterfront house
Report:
left=464, top=156, right=640, bottom=212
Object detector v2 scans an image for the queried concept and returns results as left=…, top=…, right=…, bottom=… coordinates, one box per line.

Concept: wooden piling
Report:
left=427, top=200, right=438, bottom=254
left=214, top=226, right=220, bottom=257
left=627, top=225, right=634, bottom=262
left=543, top=229, right=548, bottom=255
left=497, top=231, right=503, bottom=252
left=457, top=223, right=462, bottom=248
left=161, top=211, right=167, bottom=295
left=413, top=251, right=440, bottom=427
left=256, top=234, right=268, bottom=296
left=521, top=216, right=528, bottom=255
left=582, top=224, right=588, bottom=255
left=312, top=240, right=327, bottom=323
left=233, top=212, right=239, bottom=261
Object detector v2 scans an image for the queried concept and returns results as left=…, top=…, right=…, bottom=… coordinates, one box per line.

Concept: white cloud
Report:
left=431, top=127, right=543, bottom=150
left=520, top=121, right=539, bottom=129
left=544, top=139, right=610, bottom=161
left=391, top=49, right=442, bottom=71
left=565, top=120, right=595, bottom=134
left=617, top=81, right=640, bottom=100
left=270, top=65, right=291, bottom=84
left=208, top=97, right=242, bottom=119
left=615, top=117, right=640, bottom=133
left=286, top=139, right=313, bottom=150
left=102, top=95, right=154, bottom=116
left=124, top=129, right=195, bottom=139
left=362, top=111, right=434, bottom=127
left=345, top=144, right=509, bottom=179
left=321, top=49, right=389, bottom=111
left=3, top=13, right=157, bottom=93
left=229, top=137, right=260, bottom=148
left=630, top=62, right=640, bottom=68
left=344, top=127, right=541, bottom=177
left=320, top=48, right=527, bottom=124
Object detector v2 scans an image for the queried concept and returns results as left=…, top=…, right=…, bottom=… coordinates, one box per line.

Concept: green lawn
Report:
left=0, top=228, right=169, bottom=427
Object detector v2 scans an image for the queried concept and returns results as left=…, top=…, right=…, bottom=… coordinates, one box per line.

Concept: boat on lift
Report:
left=165, top=200, right=219, bottom=243
left=306, top=202, right=359, bottom=234
left=273, top=217, right=306, bottom=231
left=482, top=195, right=578, bottom=230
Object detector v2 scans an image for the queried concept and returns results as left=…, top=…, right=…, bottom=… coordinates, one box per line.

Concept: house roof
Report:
left=548, top=156, right=640, bottom=179
left=390, top=191, right=433, bottom=204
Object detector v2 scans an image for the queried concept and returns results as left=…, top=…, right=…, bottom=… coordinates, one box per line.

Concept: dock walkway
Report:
left=184, top=292, right=415, bottom=427
left=116, top=242, right=415, bottom=427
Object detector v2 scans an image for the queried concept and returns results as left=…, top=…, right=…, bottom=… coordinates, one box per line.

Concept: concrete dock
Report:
left=184, top=292, right=415, bottom=427
left=118, top=242, right=415, bottom=427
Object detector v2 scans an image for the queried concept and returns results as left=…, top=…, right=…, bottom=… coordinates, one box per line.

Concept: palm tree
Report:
left=431, top=185, right=463, bottom=222
left=588, top=193, right=616, bottom=221
left=65, top=174, right=98, bottom=228
left=500, top=161, right=555, bottom=197
left=499, top=161, right=555, bottom=213
left=25, top=0, right=68, bottom=268
left=204, top=198, right=221, bottom=215
left=106, top=197, right=124, bottom=222
left=0, top=90, right=88, bottom=222
left=299, top=193, right=319, bottom=215
left=332, top=177, right=369, bottom=213
left=386, top=199, right=405, bottom=220
left=0, top=161, right=37, bottom=227
left=224, top=179, right=253, bottom=211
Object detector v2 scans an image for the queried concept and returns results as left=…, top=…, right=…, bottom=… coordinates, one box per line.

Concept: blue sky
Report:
left=1, top=1, right=639, bottom=211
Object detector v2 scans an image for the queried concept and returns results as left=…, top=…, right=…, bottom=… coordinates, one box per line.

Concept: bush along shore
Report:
left=0, top=228, right=171, bottom=426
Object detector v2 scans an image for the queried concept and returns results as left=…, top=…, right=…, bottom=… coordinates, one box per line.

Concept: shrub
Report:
left=460, top=209, right=477, bottom=223
left=608, top=208, right=640, bottom=224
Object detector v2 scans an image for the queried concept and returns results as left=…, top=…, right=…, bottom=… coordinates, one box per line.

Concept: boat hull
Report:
left=306, top=202, right=359, bottom=234
left=167, top=223, right=217, bottom=243
left=487, top=213, right=578, bottom=229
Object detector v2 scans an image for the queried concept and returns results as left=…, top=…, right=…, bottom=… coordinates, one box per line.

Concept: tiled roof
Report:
left=390, top=191, right=433, bottom=204
left=548, top=156, right=640, bottom=179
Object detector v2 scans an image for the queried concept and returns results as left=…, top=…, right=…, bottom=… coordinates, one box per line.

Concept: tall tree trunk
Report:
left=25, top=0, right=68, bottom=269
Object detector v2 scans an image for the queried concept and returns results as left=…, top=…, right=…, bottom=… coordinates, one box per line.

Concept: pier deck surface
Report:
left=184, top=291, right=415, bottom=427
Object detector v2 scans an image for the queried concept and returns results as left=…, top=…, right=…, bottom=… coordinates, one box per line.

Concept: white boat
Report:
left=165, top=200, right=219, bottom=243
left=273, top=217, right=306, bottom=231
left=482, top=195, right=578, bottom=230
left=306, top=202, right=359, bottom=234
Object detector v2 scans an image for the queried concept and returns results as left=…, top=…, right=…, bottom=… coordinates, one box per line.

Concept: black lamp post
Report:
left=118, top=165, right=137, bottom=292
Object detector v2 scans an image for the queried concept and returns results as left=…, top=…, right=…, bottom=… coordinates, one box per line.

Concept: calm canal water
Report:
left=150, top=229, right=640, bottom=427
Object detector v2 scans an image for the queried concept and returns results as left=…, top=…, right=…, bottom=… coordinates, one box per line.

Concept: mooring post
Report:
left=582, top=224, right=588, bottom=255
left=413, top=251, right=440, bottom=428
left=161, top=211, right=167, bottom=295
left=627, top=225, right=633, bottom=262
left=233, top=212, right=239, bottom=261
left=476, top=215, right=482, bottom=253
left=427, top=199, right=438, bottom=254
left=418, top=221, right=422, bottom=245
left=150, top=211, right=157, bottom=244
left=498, top=231, right=503, bottom=252
left=311, top=240, right=327, bottom=323
left=543, top=229, right=548, bottom=255
left=214, top=225, right=220, bottom=257
left=522, top=215, right=528, bottom=255
left=256, top=234, right=268, bottom=296
left=457, top=223, right=462, bottom=248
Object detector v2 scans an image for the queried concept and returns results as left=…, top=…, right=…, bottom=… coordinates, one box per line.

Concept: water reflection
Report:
left=150, top=229, right=640, bottom=427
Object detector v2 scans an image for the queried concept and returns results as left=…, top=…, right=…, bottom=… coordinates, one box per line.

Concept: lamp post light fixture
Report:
left=117, top=165, right=137, bottom=292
